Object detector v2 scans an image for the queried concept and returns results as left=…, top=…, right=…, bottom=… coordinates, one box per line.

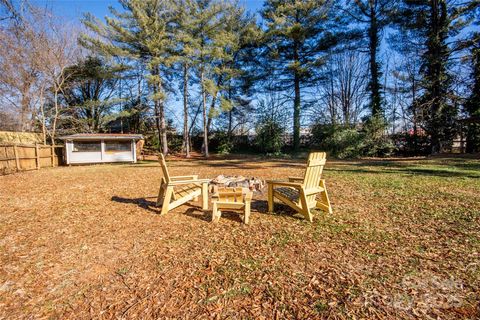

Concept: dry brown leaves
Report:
left=0, top=156, right=479, bottom=319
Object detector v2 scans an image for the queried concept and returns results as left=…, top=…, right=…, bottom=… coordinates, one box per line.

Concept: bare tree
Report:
left=0, top=0, right=19, bottom=22
left=0, top=4, right=80, bottom=143
left=314, top=51, right=369, bottom=126
left=33, top=9, right=81, bottom=144
left=0, top=20, right=41, bottom=131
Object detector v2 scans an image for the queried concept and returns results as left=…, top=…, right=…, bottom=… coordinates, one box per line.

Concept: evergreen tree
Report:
left=205, top=2, right=257, bottom=132
left=189, top=0, right=233, bottom=158
left=340, top=0, right=397, bottom=118
left=172, top=0, right=199, bottom=158
left=81, top=0, right=176, bottom=155
left=396, top=0, right=479, bottom=153
left=465, top=32, right=480, bottom=153
left=60, top=56, right=126, bottom=133
left=261, top=0, right=335, bottom=151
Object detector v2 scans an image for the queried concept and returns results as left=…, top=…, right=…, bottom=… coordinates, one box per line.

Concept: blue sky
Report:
left=30, top=0, right=265, bottom=21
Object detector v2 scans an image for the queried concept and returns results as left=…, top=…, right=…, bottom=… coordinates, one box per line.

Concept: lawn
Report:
left=0, top=156, right=479, bottom=319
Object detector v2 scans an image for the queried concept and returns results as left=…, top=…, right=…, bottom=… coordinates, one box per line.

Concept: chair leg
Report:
left=160, top=186, right=174, bottom=216
left=201, top=182, right=209, bottom=210
left=244, top=202, right=251, bottom=225
left=316, top=179, right=333, bottom=214
left=267, top=183, right=274, bottom=213
left=299, top=190, right=313, bottom=222
left=212, top=201, right=221, bottom=223
left=156, top=179, right=166, bottom=206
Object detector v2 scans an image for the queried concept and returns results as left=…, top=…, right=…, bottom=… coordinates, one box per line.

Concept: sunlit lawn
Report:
left=0, top=156, right=479, bottom=319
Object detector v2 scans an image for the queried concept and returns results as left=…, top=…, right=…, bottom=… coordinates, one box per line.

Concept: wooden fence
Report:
left=0, top=143, right=63, bottom=175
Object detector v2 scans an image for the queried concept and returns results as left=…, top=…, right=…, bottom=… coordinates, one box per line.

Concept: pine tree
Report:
left=205, top=2, right=259, bottom=135
left=396, top=0, right=479, bottom=153
left=172, top=0, right=199, bottom=158
left=188, top=0, right=233, bottom=158
left=341, top=0, right=396, bottom=118
left=61, top=56, right=126, bottom=132
left=81, top=0, right=176, bottom=155
left=196, top=1, right=219, bottom=158
left=465, top=32, right=480, bottom=153
left=261, top=0, right=335, bottom=151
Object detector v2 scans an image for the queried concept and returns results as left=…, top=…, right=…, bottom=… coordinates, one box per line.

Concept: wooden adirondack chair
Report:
left=156, top=154, right=210, bottom=215
left=267, top=152, right=332, bottom=222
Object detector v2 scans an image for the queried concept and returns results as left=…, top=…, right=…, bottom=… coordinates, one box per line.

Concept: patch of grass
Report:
left=239, top=258, right=260, bottom=271
left=267, top=230, right=294, bottom=247
left=314, top=300, right=329, bottom=314
left=116, top=267, right=129, bottom=276
left=223, top=284, right=252, bottom=298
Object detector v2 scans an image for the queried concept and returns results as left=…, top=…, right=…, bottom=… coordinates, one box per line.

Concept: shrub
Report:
left=215, top=132, right=234, bottom=155
left=311, top=118, right=396, bottom=159
left=255, top=119, right=284, bottom=154
left=360, top=116, right=396, bottom=157
left=311, top=124, right=364, bottom=159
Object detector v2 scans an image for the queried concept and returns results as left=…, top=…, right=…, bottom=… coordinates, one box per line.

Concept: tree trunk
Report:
left=426, top=0, right=450, bottom=154
left=20, top=83, right=31, bottom=132
left=228, top=109, right=233, bottom=136
left=293, top=42, right=301, bottom=151
left=206, top=75, right=223, bottom=132
left=368, top=6, right=382, bottom=117
left=201, top=71, right=209, bottom=158
left=466, top=42, right=480, bottom=153
left=50, top=89, right=59, bottom=145
left=39, top=86, right=46, bottom=145
left=152, top=66, right=168, bottom=156
left=412, top=75, right=418, bottom=155
left=183, top=64, right=190, bottom=157
left=159, top=101, right=168, bottom=156
left=154, top=101, right=162, bottom=152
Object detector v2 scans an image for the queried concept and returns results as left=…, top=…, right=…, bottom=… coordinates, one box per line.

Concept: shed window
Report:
left=73, top=141, right=101, bottom=152
left=105, top=141, right=131, bottom=152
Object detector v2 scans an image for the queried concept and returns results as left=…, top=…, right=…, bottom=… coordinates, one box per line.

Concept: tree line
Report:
left=0, top=0, right=479, bottom=157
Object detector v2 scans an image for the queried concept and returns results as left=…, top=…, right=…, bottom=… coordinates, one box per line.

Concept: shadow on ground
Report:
left=111, top=196, right=159, bottom=213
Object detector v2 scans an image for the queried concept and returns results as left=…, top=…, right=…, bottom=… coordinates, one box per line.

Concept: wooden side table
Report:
left=211, top=187, right=253, bottom=224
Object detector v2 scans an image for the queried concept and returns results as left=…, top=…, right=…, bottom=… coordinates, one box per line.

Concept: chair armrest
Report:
left=288, top=176, right=304, bottom=182
left=170, top=175, right=198, bottom=181
left=266, top=180, right=303, bottom=189
left=167, top=178, right=210, bottom=186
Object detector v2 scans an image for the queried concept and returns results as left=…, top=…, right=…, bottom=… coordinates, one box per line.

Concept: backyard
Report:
left=0, top=156, right=479, bottom=319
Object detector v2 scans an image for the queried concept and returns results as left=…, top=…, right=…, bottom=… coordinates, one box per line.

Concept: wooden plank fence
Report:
left=0, top=143, right=63, bottom=175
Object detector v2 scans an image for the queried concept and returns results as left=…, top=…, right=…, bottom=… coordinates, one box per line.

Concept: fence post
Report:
left=13, top=145, right=20, bottom=171
left=35, top=143, right=40, bottom=170
left=51, top=145, right=55, bottom=167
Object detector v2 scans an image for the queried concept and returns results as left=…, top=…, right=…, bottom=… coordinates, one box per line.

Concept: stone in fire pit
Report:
left=210, top=175, right=265, bottom=193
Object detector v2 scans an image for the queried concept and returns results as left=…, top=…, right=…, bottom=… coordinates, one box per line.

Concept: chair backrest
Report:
left=302, top=152, right=326, bottom=191
left=159, top=154, right=171, bottom=183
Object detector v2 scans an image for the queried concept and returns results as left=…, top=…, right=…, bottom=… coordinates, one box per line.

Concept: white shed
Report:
left=60, top=134, right=144, bottom=165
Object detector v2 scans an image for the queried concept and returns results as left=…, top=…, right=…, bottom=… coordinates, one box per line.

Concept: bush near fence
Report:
left=0, top=143, right=63, bottom=175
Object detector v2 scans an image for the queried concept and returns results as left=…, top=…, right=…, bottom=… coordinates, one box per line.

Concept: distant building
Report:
left=60, top=134, right=143, bottom=165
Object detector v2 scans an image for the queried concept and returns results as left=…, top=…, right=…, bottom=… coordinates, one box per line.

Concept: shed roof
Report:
left=60, top=133, right=144, bottom=141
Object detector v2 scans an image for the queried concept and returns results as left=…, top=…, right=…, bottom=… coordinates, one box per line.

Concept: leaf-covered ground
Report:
left=0, top=156, right=479, bottom=319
